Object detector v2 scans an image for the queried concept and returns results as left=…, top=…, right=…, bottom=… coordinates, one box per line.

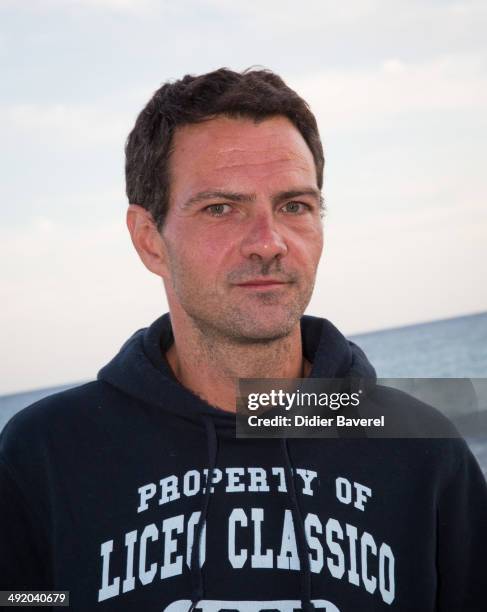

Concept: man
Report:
left=0, top=68, right=486, bottom=611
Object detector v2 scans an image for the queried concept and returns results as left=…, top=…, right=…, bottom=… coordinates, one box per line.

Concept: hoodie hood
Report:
left=98, top=313, right=376, bottom=424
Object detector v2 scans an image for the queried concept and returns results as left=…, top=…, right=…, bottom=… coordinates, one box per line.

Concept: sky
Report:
left=1, top=0, right=486, bottom=394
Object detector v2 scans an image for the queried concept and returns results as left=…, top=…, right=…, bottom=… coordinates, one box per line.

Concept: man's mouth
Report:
left=235, top=279, right=289, bottom=289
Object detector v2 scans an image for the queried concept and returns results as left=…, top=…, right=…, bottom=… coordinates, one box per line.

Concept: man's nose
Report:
left=239, top=211, right=288, bottom=262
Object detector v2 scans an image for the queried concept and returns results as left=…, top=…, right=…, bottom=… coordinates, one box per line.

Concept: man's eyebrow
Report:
left=271, top=188, right=322, bottom=206
left=182, top=187, right=323, bottom=209
left=182, top=190, right=256, bottom=209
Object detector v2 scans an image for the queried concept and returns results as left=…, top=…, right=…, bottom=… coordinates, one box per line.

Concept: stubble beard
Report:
left=179, top=278, right=315, bottom=346
left=164, top=244, right=316, bottom=345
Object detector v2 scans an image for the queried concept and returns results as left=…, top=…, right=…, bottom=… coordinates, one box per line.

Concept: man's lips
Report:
left=234, top=279, right=290, bottom=288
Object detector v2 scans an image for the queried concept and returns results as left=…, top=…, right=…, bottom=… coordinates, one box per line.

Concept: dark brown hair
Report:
left=125, top=67, right=324, bottom=228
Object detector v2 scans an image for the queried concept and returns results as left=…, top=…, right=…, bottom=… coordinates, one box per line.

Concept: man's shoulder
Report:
left=368, top=383, right=461, bottom=438
left=0, top=381, right=111, bottom=461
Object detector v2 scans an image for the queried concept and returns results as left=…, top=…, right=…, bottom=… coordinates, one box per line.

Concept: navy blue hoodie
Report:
left=0, top=314, right=486, bottom=611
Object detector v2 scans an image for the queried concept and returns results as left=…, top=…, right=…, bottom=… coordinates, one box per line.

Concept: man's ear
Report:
left=126, top=204, right=169, bottom=278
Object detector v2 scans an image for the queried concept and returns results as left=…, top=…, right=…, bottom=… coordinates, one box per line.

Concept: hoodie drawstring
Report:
left=281, top=438, right=315, bottom=612
left=189, top=420, right=314, bottom=612
left=188, top=416, right=218, bottom=612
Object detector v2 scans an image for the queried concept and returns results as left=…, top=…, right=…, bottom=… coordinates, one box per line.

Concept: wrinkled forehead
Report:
left=168, top=115, right=317, bottom=197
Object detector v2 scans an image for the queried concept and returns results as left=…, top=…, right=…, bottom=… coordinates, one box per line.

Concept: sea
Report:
left=1, top=311, right=487, bottom=473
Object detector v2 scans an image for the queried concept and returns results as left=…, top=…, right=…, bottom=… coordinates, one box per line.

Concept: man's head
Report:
left=126, top=68, right=325, bottom=344
left=126, top=67, right=324, bottom=230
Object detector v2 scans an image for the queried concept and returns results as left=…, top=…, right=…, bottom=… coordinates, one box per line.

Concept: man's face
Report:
left=160, top=115, right=323, bottom=342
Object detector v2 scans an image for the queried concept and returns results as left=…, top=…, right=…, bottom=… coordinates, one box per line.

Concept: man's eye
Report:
left=281, top=201, right=309, bottom=214
left=205, top=204, right=232, bottom=216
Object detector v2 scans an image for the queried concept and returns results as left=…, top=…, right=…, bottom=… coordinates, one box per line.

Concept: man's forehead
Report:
left=169, top=115, right=317, bottom=195
left=171, top=115, right=312, bottom=158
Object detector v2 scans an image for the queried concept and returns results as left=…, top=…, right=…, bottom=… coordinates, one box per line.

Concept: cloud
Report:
left=4, top=103, right=133, bottom=147
left=0, top=0, right=159, bottom=14
left=71, top=0, right=156, bottom=9
left=201, top=0, right=379, bottom=30
left=291, top=54, right=487, bottom=131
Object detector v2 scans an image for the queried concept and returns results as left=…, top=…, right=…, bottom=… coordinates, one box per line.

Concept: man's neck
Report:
left=165, top=314, right=309, bottom=412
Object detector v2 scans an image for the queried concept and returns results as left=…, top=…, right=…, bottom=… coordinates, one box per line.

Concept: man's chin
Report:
left=224, top=315, right=301, bottom=345
left=190, top=311, right=300, bottom=345
left=231, top=327, right=293, bottom=345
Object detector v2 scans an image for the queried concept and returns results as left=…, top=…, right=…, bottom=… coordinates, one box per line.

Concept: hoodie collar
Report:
left=98, top=313, right=376, bottom=421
